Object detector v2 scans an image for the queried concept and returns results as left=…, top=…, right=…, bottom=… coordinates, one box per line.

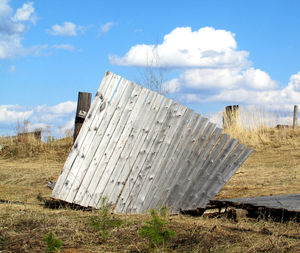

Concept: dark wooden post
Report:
left=293, top=105, right=298, bottom=129
left=74, top=92, right=92, bottom=142
left=223, top=105, right=239, bottom=128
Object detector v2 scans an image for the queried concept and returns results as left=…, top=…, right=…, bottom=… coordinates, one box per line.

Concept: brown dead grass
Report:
left=1, top=202, right=300, bottom=252
left=0, top=127, right=300, bottom=252
left=0, top=135, right=72, bottom=160
left=219, top=125, right=300, bottom=199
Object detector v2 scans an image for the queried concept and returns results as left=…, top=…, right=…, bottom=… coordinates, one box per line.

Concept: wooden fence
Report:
left=52, top=71, right=252, bottom=214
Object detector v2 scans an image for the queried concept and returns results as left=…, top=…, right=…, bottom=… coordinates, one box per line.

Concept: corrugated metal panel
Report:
left=51, top=71, right=252, bottom=213
left=214, top=194, right=300, bottom=212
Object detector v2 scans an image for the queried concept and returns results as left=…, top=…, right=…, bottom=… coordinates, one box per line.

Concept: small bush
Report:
left=90, top=198, right=123, bottom=238
left=139, top=207, right=176, bottom=250
left=44, top=232, right=62, bottom=253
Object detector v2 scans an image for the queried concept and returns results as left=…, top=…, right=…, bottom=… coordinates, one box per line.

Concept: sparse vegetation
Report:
left=0, top=135, right=72, bottom=160
left=221, top=106, right=298, bottom=148
left=0, top=111, right=300, bottom=252
left=0, top=120, right=73, bottom=159
left=44, top=232, right=62, bottom=253
left=139, top=207, right=176, bottom=250
left=89, top=197, right=123, bottom=238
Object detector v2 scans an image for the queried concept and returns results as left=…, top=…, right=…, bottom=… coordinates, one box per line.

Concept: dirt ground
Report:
left=0, top=134, right=300, bottom=252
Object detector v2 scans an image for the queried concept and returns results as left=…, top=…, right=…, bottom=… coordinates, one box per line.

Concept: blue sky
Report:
left=1, top=0, right=300, bottom=137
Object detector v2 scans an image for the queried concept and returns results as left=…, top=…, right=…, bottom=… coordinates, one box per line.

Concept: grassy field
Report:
left=0, top=126, right=300, bottom=252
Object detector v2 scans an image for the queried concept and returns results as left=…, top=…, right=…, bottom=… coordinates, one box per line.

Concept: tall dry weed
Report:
left=0, top=135, right=72, bottom=160
left=222, top=106, right=300, bottom=148
left=0, top=120, right=73, bottom=159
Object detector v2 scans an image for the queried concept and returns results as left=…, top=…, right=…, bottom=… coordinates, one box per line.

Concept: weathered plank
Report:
left=68, top=78, right=133, bottom=204
left=181, top=134, right=232, bottom=210
left=80, top=83, right=143, bottom=207
left=59, top=75, right=122, bottom=202
left=135, top=105, right=189, bottom=213
left=200, top=147, right=253, bottom=208
left=52, top=71, right=252, bottom=214
left=143, top=110, right=196, bottom=211
left=187, top=137, right=239, bottom=209
left=195, top=143, right=247, bottom=208
left=52, top=71, right=115, bottom=199
left=88, top=87, right=155, bottom=208
left=125, top=102, right=183, bottom=213
left=178, top=127, right=223, bottom=210
left=214, top=194, right=300, bottom=212
left=162, top=116, right=208, bottom=207
left=151, top=113, right=202, bottom=209
left=116, top=98, right=173, bottom=213
left=166, top=121, right=215, bottom=211
left=103, top=92, right=163, bottom=206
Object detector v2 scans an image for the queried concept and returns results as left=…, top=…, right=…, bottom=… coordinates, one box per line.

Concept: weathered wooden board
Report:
left=211, top=194, right=300, bottom=213
left=52, top=71, right=252, bottom=214
left=52, top=72, right=116, bottom=199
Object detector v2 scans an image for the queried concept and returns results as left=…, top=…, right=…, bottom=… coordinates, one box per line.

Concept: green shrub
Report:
left=90, top=197, right=123, bottom=238
left=139, top=207, right=176, bottom=250
left=44, top=232, right=62, bottom=253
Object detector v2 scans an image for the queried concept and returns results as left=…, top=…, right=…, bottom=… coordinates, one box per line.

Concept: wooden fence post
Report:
left=74, top=92, right=92, bottom=142
left=293, top=105, right=298, bottom=129
left=223, top=105, right=239, bottom=128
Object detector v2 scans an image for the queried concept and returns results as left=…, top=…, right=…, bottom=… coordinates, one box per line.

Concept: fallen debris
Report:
left=46, top=180, right=56, bottom=190
left=209, top=194, right=300, bottom=221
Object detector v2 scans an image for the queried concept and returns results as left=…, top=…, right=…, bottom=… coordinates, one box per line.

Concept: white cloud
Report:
left=177, top=71, right=300, bottom=111
left=29, top=122, right=46, bottom=131
left=98, top=21, right=116, bottom=37
left=52, top=44, right=75, bottom=51
left=287, top=71, right=300, bottom=91
left=109, top=27, right=249, bottom=68
left=47, top=22, right=84, bottom=36
left=0, top=0, right=42, bottom=59
left=0, top=104, right=33, bottom=124
left=0, top=0, right=22, bottom=34
left=12, top=2, right=36, bottom=23
left=110, top=26, right=299, bottom=111
left=32, top=101, right=77, bottom=122
left=56, top=118, right=74, bottom=137
left=164, top=67, right=277, bottom=93
left=48, top=101, right=77, bottom=114
left=0, top=101, right=77, bottom=137
left=0, top=34, right=24, bottom=58
left=162, top=78, right=180, bottom=93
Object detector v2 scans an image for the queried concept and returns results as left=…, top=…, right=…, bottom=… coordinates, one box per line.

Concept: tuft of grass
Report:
left=89, top=198, right=123, bottom=238
left=44, top=232, right=62, bottom=253
left=139, top=207, right=177, bottom=250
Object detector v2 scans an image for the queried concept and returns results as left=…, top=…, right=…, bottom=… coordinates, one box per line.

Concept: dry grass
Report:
left=1, top=118, right=300, bottom=252
left=0, top=135, right=72, bottom=160
left=1, top=202, right=300, bottom=252
left=218, top=109, right=300, bottom=199
left=222, top=106, right=296, bottom=147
